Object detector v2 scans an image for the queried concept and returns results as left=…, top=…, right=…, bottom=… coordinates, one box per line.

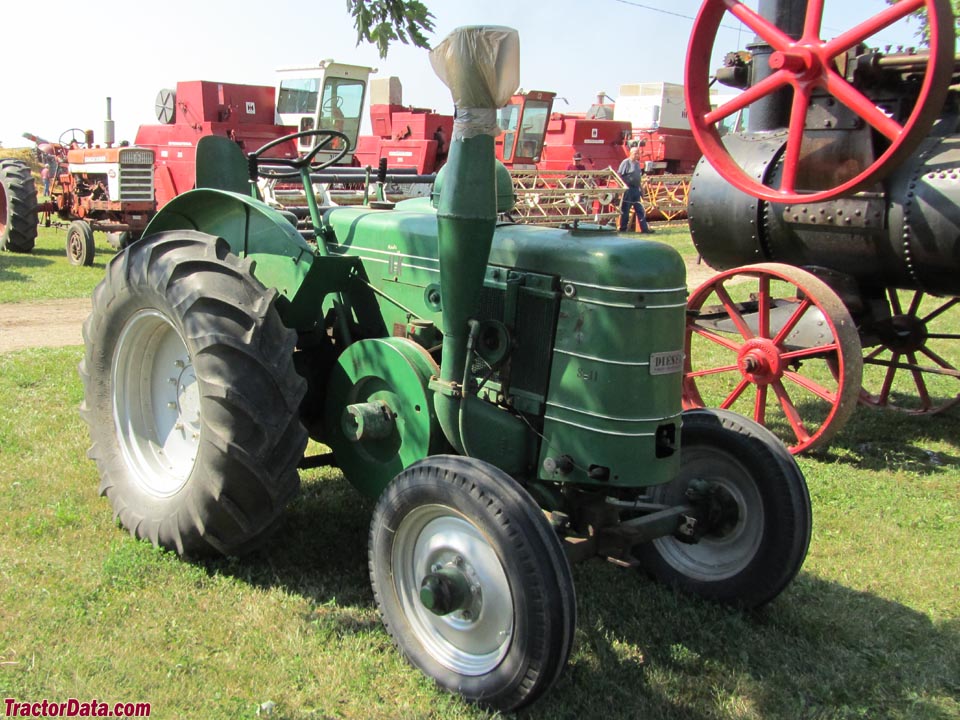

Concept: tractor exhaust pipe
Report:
left=428, top=26, right=520, bottom=454
left=104, top=97, right=115, bottom=148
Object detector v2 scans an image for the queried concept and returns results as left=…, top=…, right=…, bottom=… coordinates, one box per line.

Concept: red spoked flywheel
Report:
left=684, top=0, right=955, bottom=203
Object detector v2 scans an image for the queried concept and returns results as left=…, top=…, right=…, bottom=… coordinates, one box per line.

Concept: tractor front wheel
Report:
left=369, top=455, right=576, bottom=711
left=79, top=230, right=308, bottom=556
left=66, top=220, right=94, bottom=266
left=635, top=408, right=811, bottom=608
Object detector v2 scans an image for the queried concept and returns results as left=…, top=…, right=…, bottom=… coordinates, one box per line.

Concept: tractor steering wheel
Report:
left=59, top=128, right=87, bottom=149
left=250, top=129, right=351, bottom=180
left=322, top=95, right=345, bottom=113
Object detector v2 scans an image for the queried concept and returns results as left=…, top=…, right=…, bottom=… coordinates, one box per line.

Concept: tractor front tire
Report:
left=635, top=408, right=811, bottom=609
left=66, top=220, right=95, bottom=266
left=0, top=158, right=38, bottom=253
left=370, top=455, right=577, bottom=711
left=80, top=230, right=308, bottom=557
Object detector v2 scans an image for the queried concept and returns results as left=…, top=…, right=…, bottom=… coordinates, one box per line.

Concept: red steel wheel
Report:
left=684, top=263, right=862, bottom=453
left=684, top=0, right=955, bottom=203
left=860, top=289, right=960, bottom=414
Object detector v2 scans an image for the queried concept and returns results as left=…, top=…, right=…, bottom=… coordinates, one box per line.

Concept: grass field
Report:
left=0, top=225, right=109, bottom=303
left=1, top=224, right=958, bottom=719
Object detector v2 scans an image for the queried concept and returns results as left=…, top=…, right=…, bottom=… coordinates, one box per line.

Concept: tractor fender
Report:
left=143, top=189, right=356, bottom=329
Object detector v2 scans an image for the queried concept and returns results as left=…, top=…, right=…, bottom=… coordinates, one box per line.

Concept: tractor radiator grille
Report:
left=475, top=284, right=557, bottom=398
left=119, top=149, right=155, bottom=203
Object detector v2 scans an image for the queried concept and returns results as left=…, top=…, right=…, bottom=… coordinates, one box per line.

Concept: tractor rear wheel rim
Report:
left=112, top=309, right=200, bottom=497
left=0, top=183, right=7, bottom=234
left=392, top=505, right=513, bottom=676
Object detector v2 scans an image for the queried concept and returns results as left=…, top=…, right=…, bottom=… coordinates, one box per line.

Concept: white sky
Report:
left=0, top=0, right=925, bottom=149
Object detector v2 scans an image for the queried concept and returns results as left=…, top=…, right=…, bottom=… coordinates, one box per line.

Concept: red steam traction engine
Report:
left=681, top=0, right=959, bottom=453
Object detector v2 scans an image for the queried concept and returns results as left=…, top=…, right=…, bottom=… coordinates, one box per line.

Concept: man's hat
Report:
left=572, top=152, right=582, bottom=160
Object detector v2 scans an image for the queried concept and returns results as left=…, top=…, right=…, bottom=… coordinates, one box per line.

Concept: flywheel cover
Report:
left=325, top=337, right=444, bottom=497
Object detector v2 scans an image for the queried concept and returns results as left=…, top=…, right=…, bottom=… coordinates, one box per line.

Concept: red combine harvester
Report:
left=354, top=76, right=452, bottom=177
left=137, top=61, right=374, bottom=208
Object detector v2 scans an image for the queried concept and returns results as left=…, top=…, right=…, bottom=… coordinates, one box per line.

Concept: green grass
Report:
left=0, top=225, right=109, bottom=303
left=1, top=342, right=957, bottom=719
left=2, top=225, right=958, bottom=717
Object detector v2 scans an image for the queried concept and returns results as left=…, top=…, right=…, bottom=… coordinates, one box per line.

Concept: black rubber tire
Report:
left=369, top=455, right=576, bottom=711
left=0, top=158, right=38, bottom=253
left=79, top=230, right=308, bottom=557
left=66, top=220, right=95, bottom=266
left=635, top=408, right=812, bottom=609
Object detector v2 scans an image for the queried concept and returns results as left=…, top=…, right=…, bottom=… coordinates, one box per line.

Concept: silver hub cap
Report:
left=112, top=309, right=201, bottom=497
left=393, top=505, right=514, bottom=675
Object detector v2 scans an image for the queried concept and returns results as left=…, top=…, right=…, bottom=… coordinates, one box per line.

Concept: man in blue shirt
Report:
left=617, top=145, right=652, bottom=233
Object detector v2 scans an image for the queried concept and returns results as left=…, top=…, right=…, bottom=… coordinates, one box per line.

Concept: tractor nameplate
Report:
left=649, top=351, right=684, bottom=376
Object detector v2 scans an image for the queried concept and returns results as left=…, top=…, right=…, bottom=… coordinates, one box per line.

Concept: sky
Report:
left=0, top=0, right=928, bottom=149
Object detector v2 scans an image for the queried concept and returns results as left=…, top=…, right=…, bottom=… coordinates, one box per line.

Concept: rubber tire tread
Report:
left=369, top=455, right=576, bottom=711
left=636, top=408, right=812, bottom=608
left=79, top=230, right=308, bottom=557
left=0, top=159, right=38, bottom=253
left=67, top=220, right=95, bottom=266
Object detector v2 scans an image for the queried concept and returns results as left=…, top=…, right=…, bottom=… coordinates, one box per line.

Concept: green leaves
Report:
left=346, top=0, right=435, bottom=58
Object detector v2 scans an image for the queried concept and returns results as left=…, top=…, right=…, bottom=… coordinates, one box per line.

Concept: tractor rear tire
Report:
left=66, top=220, right=95, bottom=266
left=635, top=408, right=811, bottom=608
left=0, top=158, right=38, bottom=253
left=369, top=455, right=577, bottom=711
left=79, top=230, right=308, bottom=557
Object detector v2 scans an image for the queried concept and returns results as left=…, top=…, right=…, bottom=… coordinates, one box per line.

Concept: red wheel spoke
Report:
left=704, top=70, right=790, bottom=125
left=779, top=85, right=815, bottom=194
left=878, top=352, right=900, bottom=404
left=722, top=0, right=796, bottom=51
left=907, top=290, right=923, bottom=317
left=780, top=343, right=840, bottom=362
left=864, top=345, right=886, bottom=361
left=755, top=384, right=768, bottom=425
left=923, top=297, right=960, bottom=324
left=713, top=283, right=755, bottom=339
left=926, top=333, right=960, bottom=341
left=784, top=369, right=837, bottom=404
left=824, top=0, right=925, bottom=58
left=720, top=377, right=751, bottom=410
left=908, top=352, right=932, bottom=409
left=920, top=346, right=958, bottom=372
left=772, top=298, right=812, bottom=346
left=802, top=0, right=825, bottom=40
left=825, top=70, right=903, bottom=141
left=757, top=275, right=771, bottom=338
left=888, top=287, right=904, bottom=315
left=691, top=324, right=743, bottom=353
left=772, top=380, right=811, bottom=444
left=687, top=362, right=741, bottom=379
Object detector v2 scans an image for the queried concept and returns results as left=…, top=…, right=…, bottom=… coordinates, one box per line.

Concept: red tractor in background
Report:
left=9, top=61, right=374, bottom=266
left=24, top=111, right=157, bottom=266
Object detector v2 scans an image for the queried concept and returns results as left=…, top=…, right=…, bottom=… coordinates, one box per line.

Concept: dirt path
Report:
left=0, top=298, right=91, bottom=353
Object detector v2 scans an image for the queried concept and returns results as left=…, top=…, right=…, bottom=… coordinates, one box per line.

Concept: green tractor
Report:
left=79, top=27, right=810, bottom=711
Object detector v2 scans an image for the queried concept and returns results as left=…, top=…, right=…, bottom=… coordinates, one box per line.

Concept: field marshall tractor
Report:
left=79, top=26, right=811, bottom=710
